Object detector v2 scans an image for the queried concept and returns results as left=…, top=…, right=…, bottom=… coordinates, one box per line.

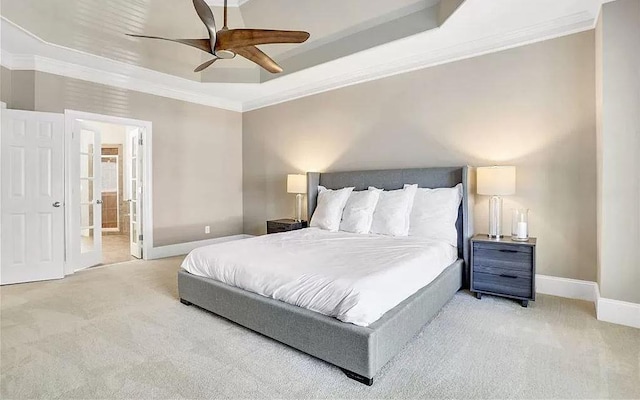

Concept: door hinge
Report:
left=138, top=234, right=143, bottom=241
left=138, top=137, right=143, bottom=146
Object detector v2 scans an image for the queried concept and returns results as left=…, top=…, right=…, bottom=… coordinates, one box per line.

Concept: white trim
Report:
left=139, top=123, right=153, bottom=261
left=0, top=49, right=14, bottom=68
left=0, top=101, right=6, bottom=109
left=535, top=274, right=639, bottom=329
left=596, top=288, right=640, bottom=329
left=146, top=234, right=253, bottom=260
left=63, top=110, right=154, bottom=274
left=536, top=274, right=598, bottom=302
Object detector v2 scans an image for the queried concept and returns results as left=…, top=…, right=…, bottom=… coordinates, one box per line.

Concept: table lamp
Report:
left=287, top=174, right=307, bottom=222
left=477, top=166, right=516, bottom=238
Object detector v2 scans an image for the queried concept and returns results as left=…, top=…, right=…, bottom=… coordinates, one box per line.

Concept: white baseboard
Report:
left=596, top=288, right=640, bottom=329
left=535, top=274, right=638, bottom=329
left=145, top=234, right=253, bottom=260
left=535, top=274, right=598, bottom=302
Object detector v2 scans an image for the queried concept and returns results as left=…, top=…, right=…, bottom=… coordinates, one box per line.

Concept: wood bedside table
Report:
left=266, top=219, right=308, bottom=234
left=470, top=234, right=537, bottom=307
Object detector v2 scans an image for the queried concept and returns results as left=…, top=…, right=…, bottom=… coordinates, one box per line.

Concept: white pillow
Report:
left=339, top=189, right=382, bottom=234
left=369, top=184, right=417, bottom=236
left=310, top=186, right=354, bottom=232
left=405, top=183, right=463, bottom=246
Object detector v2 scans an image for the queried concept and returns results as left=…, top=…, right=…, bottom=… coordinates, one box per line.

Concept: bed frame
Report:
left=178, top=166, right=475, bottom=385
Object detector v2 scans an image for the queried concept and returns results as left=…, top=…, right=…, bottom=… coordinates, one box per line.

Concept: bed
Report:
left=177, top=166, right=475, bottom=385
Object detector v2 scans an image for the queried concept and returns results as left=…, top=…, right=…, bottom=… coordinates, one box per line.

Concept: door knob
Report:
left=52, top=201, right=62, bottom=208
left=96, top=199, right=103, bottom=205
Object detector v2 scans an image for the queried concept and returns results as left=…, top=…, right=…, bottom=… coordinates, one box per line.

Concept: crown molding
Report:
left=0, top=49, right=15, bottom=68
left=1, top=2, right=599, bottom=113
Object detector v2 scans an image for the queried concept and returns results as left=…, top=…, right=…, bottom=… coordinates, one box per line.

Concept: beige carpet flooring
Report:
left=1, top=256, right=639, bottom=399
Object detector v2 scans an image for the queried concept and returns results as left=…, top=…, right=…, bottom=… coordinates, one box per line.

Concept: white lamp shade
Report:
left=287, top=174, right=307, bottom=194
left=477, top=166, right=516, bottom=195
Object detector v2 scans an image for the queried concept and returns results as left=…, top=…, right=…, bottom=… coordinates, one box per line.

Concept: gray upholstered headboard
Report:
left=307, top=167, right=475, bottom=287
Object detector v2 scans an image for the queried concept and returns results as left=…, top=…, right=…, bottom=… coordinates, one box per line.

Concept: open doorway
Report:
left=84, top=121, right=137, bottom=265
left=65, top=110, right=152, bottom=273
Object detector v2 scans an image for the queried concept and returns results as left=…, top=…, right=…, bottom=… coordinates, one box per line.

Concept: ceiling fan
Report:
left=127, top=0, right=310, bottom=73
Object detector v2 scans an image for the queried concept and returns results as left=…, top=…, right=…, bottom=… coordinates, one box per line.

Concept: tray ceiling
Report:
left=1, top=0, right=603, bottom=111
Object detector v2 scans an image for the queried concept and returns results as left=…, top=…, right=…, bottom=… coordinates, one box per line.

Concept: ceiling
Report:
left=0, top=0, right=605, bottom=111
left=0, top=0, right=443, bottom=83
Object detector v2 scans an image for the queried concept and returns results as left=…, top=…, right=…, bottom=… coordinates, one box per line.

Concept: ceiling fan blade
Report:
left=217, top=29, right=310, bottom=51
left=126, top=34, right=213, bottom=54
left=233, top=46, right=283, bottom=73
left=194, top=58, right=218, bottom=72
left=192, top=0, right=217, bottom=51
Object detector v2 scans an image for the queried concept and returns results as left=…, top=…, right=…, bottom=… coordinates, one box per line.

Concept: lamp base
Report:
left=488, top=196, right=504, bottom=238
left=294, top=193, right=303, bottom=222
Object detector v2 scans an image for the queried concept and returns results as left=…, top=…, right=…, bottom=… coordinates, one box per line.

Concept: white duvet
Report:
left=181, top=228, right=457, bottom=326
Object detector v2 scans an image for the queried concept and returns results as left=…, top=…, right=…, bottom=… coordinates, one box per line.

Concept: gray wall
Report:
left=596, top=0, right=640, bottom=304
left=243, top=31, right=597, bottom=282
left=1, top=67, right=11, bottom=105
left=1, top=67, right=35, bottom=110
left=2, top=69, right=244, bottom=247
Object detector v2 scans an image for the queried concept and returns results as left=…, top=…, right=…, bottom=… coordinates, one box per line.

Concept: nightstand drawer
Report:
left=266, top=219, right=308, bottom=234
left=474, top=242, right=532, bottom=254
left=267, top=222, right=290, bottom=233
left=473, top=247, right=533, bottom=272
left=473, top=264, right=532, bottom=278
left=473, top=252, right=532, bottom=272
left=473, top=272, right=532, bottom=298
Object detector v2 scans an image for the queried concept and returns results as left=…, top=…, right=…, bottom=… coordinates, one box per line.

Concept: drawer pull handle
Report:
left=499, top=274, right=518, bottom=279
left=499, top=249, right=518, bottom=253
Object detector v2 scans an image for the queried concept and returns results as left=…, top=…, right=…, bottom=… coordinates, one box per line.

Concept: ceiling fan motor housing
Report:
left=215, top=49, right=236, bottom=59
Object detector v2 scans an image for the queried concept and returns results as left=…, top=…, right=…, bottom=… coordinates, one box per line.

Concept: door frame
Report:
left=63, top=110, right=153, bottom=275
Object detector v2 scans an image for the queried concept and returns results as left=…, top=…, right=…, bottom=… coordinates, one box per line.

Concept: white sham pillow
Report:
left=339, top=189, right=382, bottom=234
left=310, top=186, right=354, bottom=232
left=368, top=184, right=418, bottom=237
left=405, top=183, right=463, bottom=246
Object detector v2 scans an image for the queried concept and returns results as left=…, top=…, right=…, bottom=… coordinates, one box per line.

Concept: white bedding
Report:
left=181, top=228, right=457, bottom=326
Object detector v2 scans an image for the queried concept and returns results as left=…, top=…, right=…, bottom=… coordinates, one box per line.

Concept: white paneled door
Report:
left=69, top=120, right=103, bottom=271
left=1, top=109, right=65, bottom=285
